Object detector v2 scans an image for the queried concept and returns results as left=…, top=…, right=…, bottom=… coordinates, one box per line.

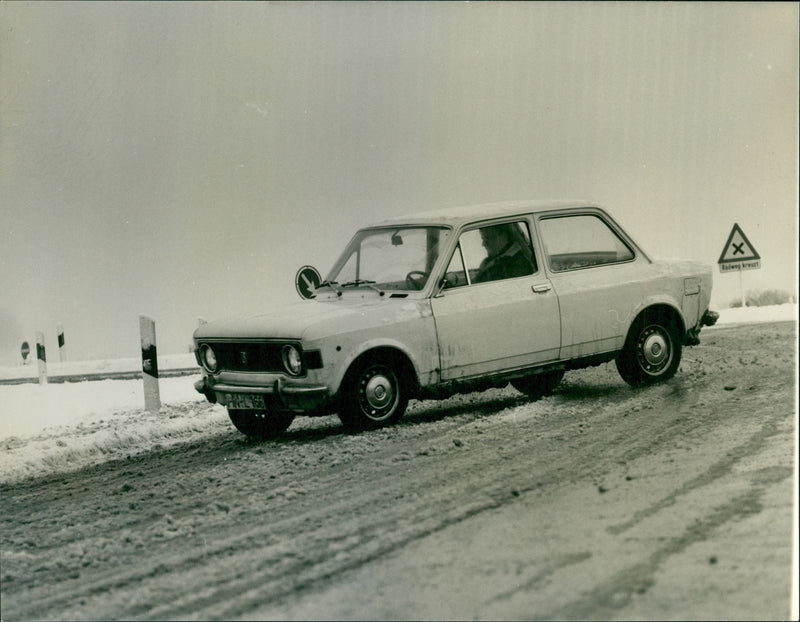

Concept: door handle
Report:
left=532, top=283, right=551, bottom=294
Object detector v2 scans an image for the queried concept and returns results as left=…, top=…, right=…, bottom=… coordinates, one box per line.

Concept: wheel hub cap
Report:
left=638, top=326, right=671, bottom=372
left=364, top=374, right=394, bottom=410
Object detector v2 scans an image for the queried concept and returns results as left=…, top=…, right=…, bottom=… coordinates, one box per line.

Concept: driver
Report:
left=475, top=224, right=534, bottom=283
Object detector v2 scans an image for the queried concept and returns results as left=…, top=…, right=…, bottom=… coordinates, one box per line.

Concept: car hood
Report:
left=194, top=295, right=426, bottom=341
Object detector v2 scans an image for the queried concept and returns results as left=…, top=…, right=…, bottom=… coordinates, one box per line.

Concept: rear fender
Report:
left=624, top=297, right=686, bottom=343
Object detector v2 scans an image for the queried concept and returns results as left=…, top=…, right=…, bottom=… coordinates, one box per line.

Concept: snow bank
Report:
left=0, top=375, right=205, bottom=439
left=0, top=375, right=229, bottom=484
left=713, top=303, right=798, bottom=326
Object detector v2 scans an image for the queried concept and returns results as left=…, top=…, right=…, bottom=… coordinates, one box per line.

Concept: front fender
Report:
left=329, top=337, right=427, bottom=396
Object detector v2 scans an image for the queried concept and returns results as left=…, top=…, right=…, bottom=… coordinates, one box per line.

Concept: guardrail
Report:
left=0, top=366, right=200, bottom=386
left=0, top=352, right=200, bottom=386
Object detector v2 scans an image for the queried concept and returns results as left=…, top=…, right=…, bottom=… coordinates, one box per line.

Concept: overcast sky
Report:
left=1, top=2, right=797, bottom=364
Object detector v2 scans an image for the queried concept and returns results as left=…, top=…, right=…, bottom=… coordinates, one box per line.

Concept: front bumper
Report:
left=195, top=376, right=329, bottom=412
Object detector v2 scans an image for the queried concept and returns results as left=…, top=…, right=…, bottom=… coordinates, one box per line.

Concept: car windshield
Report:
left=324, top=226, right=451, bottom=292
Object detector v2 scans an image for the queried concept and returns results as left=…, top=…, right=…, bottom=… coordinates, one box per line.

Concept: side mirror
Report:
left=295, top=265, right=322, bottom=300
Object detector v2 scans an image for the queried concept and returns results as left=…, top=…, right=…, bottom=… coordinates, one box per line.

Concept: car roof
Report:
left=366, top=199, right=600, bottom=228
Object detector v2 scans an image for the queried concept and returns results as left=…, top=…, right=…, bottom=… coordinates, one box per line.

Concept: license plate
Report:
left=223, top=393, right=266, bottom=409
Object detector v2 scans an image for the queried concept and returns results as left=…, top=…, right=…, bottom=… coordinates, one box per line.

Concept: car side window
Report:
left=540, top=214, right=635, bottom=272
left=444, top=220, right=537, bottom=288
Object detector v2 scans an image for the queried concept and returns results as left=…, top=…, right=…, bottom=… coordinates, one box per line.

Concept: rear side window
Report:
left=540, top=215, right=634, bottom=272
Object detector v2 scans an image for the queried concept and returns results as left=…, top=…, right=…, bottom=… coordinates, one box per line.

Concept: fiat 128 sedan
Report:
left=194, top=201, right=718, bottom=438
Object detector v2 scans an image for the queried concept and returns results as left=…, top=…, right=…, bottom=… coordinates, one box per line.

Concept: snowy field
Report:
left=0, top=304, right=796, bottom=483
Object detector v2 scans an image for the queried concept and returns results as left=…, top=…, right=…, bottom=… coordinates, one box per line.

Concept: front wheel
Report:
left=338, top=358, right=409, bottom=432
left=228, top=409, right=295, bottom=439
left=616, top=317, right=681, bottom=386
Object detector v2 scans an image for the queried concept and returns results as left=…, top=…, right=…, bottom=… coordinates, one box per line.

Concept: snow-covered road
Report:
left=1, top=319, right=795, bottom=620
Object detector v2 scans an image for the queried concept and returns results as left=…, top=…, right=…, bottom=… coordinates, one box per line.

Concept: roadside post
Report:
left=36, top=332, right=47, bottom=385
left=21, top=341, right=30, bottom=365
left=139, top=314, right=161, bottom=412
left=57, top=323, right=66, bottom=362
left=718, top=223, right=761, bottom=307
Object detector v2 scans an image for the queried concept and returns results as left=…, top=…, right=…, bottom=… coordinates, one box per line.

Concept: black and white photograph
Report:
left=1, top=2, right=797, bottom=619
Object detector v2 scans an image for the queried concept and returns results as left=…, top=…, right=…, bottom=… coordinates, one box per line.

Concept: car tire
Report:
left=616, top=315, right=682, bottom=387
left=338, top=357, right=409, bottom=432
left=228, top=409, right=295, bottom=439
left=511, top=370, right=564, bottom=400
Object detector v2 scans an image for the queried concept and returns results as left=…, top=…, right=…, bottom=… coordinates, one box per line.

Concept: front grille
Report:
left=202, top=341, right=297, bottom=374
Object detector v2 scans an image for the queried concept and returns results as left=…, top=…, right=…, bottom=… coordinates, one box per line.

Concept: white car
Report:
left=194, top=200, right=717, bottom=438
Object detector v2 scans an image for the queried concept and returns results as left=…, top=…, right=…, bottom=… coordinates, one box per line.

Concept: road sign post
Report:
left=718, top=223, right=761, bottom=307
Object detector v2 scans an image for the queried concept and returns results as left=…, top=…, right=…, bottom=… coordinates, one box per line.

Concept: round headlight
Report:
left=282, top=344, right=303, bottom=376
left=200, top=344, right=218, bottom=373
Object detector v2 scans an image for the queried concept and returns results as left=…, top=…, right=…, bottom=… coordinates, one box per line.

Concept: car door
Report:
left=537, top=211, right=645, bottom=359
left=430, top=219, right=561, bottom=381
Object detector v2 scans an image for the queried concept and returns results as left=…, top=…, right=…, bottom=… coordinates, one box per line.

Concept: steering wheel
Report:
left=405, top=270, right=427, bottom=290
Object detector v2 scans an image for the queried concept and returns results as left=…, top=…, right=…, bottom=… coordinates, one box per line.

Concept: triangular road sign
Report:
left=718, top=223, right=761, bottom=264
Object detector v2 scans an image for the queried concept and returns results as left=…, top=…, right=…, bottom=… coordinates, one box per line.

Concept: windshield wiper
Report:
left=317, top=280, right=342, bottom=295
left=340, top=279, right=385, bottom=296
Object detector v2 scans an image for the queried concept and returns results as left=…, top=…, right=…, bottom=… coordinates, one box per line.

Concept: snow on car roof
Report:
left=366, top=199, right=597, bottom=228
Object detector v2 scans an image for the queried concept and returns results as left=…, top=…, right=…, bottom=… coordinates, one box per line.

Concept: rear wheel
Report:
left=511, top=369, right=564, bottom=400
left=228, top=409, right=295, bottom=439
left=616, top=315, right=681, bottom=386
left=338, top=357, right=409, bottom=432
